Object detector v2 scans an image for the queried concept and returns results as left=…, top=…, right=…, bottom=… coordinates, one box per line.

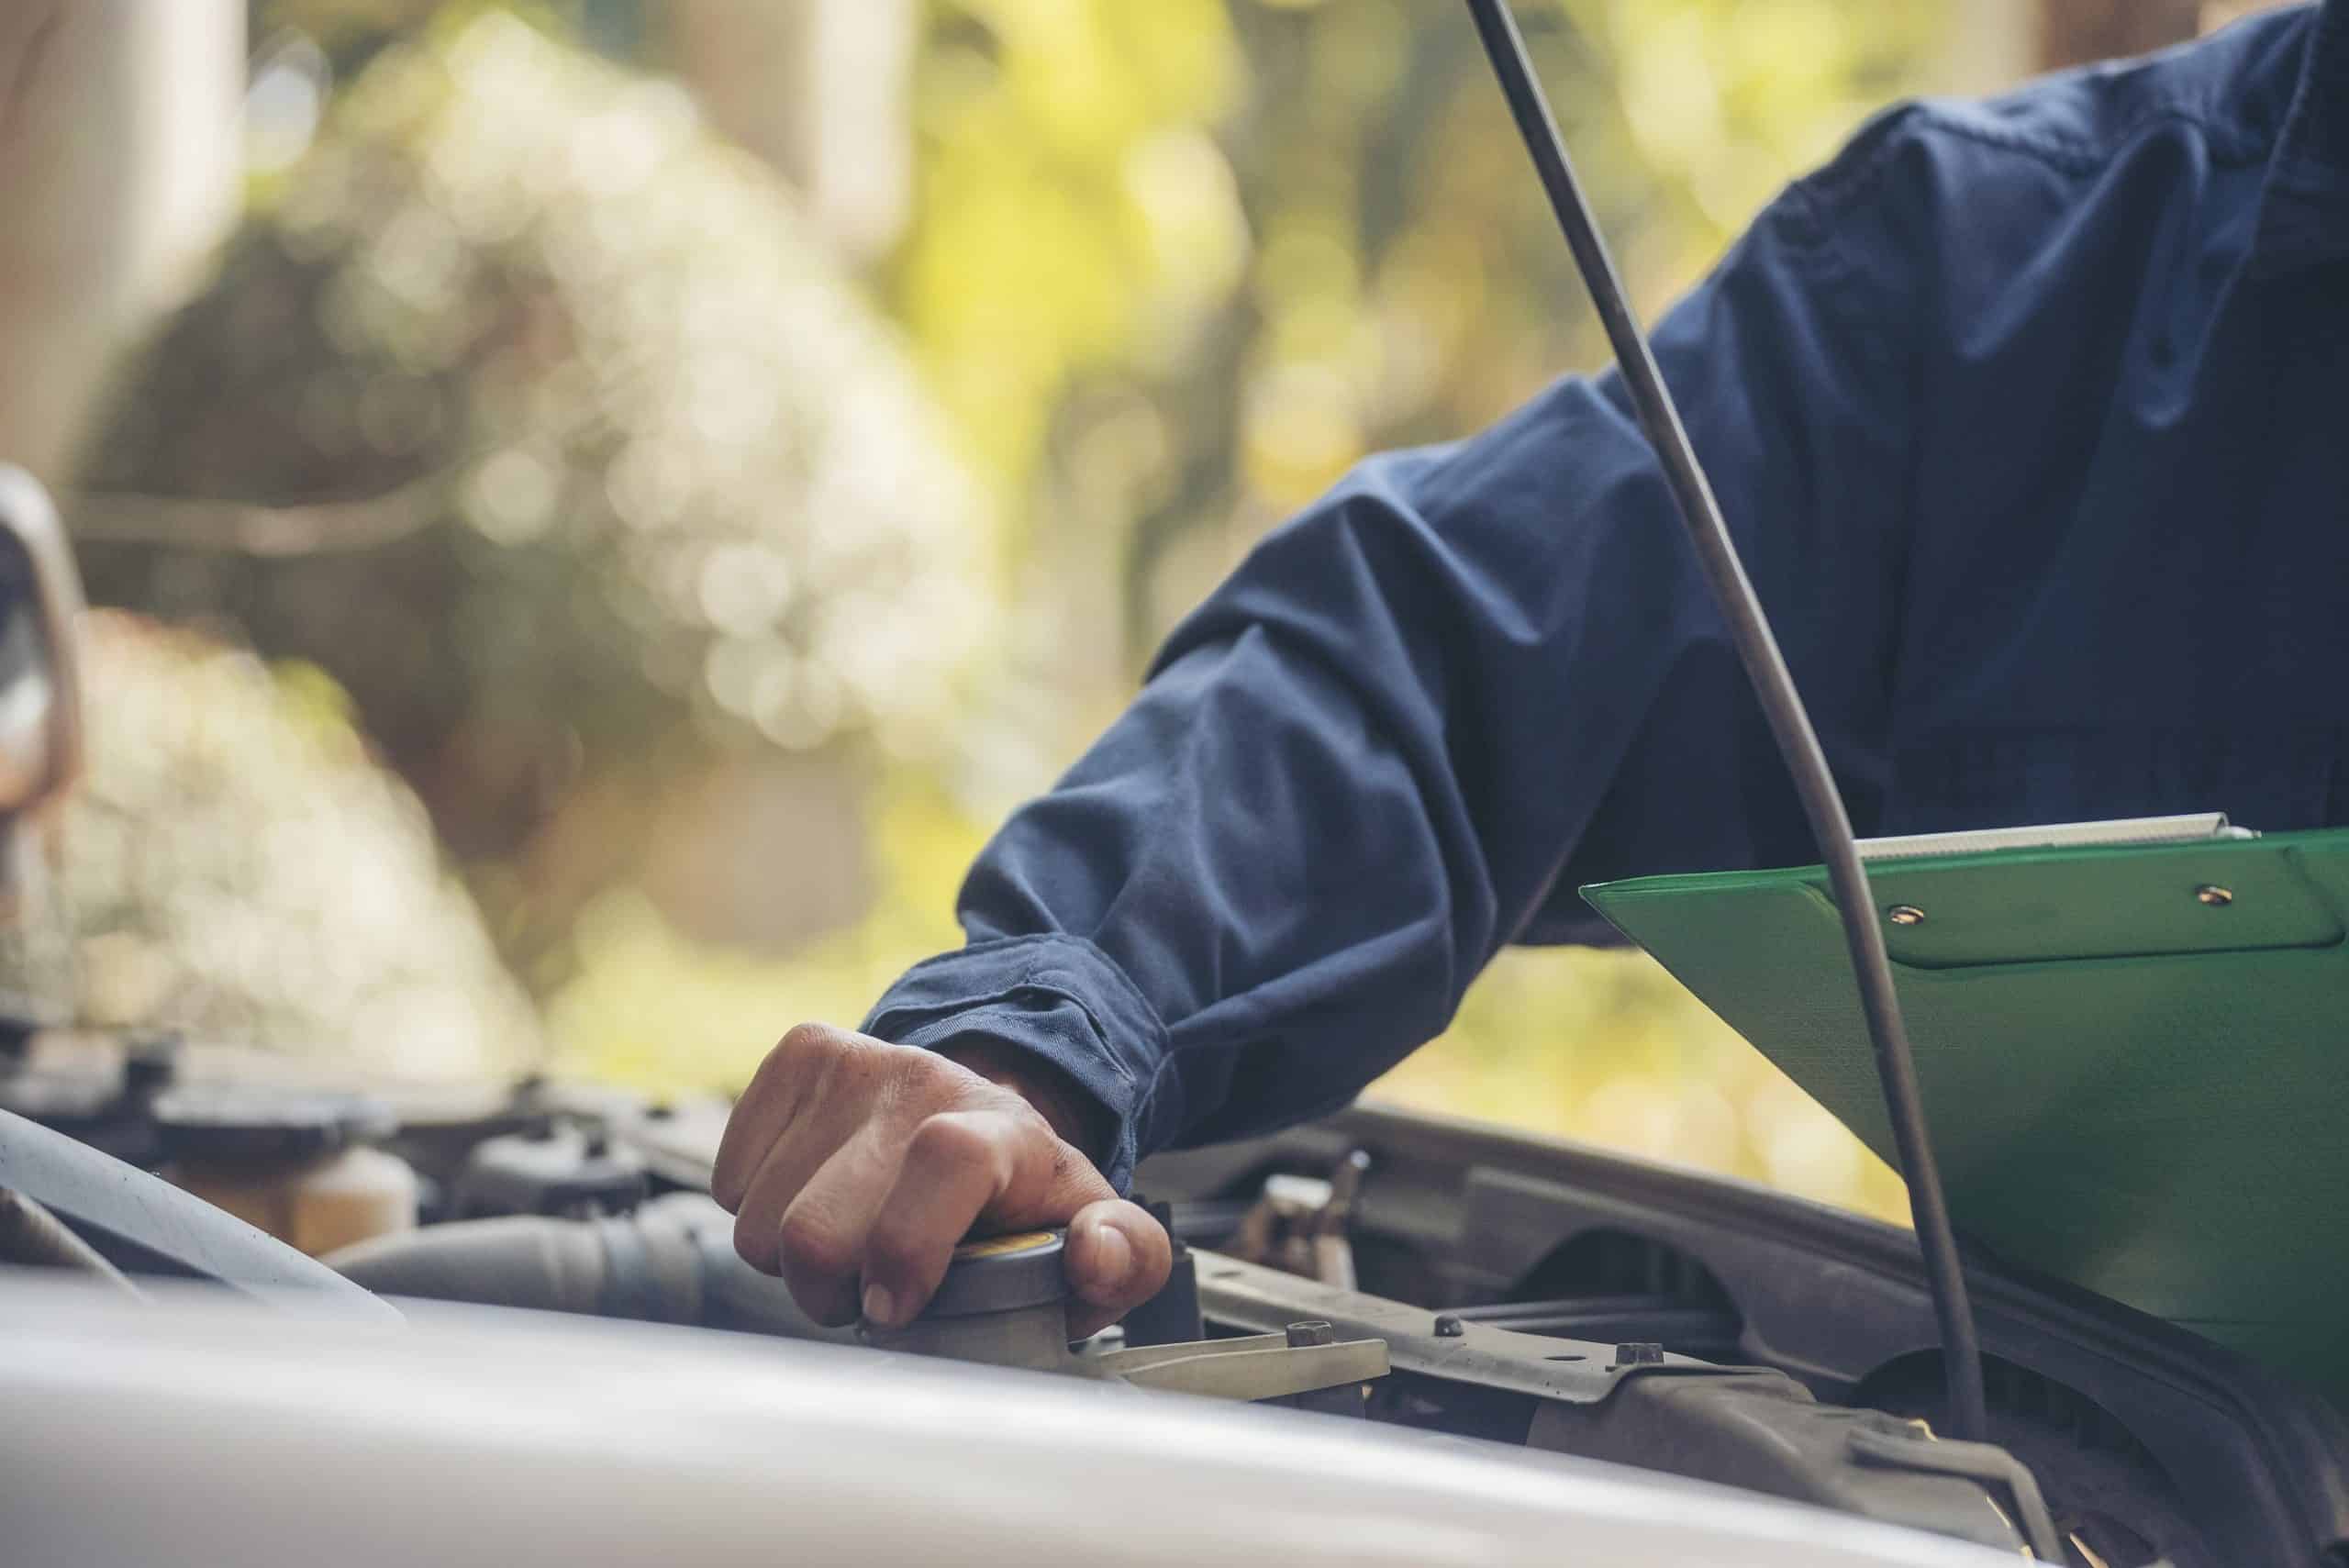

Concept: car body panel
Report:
left=0, top=1281, right=2022, bottom=1568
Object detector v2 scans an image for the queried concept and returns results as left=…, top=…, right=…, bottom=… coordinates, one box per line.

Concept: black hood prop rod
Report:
left=1462, top=0, right=1987, bottom=1442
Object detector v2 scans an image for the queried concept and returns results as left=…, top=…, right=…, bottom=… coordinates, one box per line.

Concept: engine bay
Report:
left=6, top=1030, right=2345, bottom=1568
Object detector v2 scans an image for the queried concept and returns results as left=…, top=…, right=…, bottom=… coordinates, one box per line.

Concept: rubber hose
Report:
left=326, top=1214, right=699, bottom=1320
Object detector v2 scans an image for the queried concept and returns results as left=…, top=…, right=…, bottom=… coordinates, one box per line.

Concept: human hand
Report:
left=713, top=1023, right=1171, bottom=1337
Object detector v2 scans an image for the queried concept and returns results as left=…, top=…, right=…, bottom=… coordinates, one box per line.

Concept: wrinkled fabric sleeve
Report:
left=864, top=121, right=1929, bottom=1192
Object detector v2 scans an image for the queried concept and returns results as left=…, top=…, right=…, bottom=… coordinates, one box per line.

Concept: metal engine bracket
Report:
left=1196, top=1248, right=2055, bottom=1555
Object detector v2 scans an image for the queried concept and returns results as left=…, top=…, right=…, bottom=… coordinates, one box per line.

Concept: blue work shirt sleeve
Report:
left=864, top=118, right=1929, bottom=1193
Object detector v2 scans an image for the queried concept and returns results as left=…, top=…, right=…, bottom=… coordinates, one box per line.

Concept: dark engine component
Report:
left=326, top=1191, right=852, bottom=1343
left=1863, top=1353, right=2215, bottom=1568
left=0, top=1029, right=184, bottom=1167
left=1197, top=1249, right=2061, bottom=1559
left=150, top=1085, right=397, bottom=1162
left=1137, top=1105, right=2349, bottom=1568
left=452, top=1122, right=649, bottom=1220
left=12, top=1066, right=2344, bottom=1567
left=1438, top=1226, right=1744, bottom=1364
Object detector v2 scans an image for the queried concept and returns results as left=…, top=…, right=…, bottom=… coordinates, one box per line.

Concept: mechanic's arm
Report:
left=715, top=120, right=1927, bottom=1334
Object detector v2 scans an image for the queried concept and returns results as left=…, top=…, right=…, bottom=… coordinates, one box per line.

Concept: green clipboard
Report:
left=1582, top=819, right=2349, bottom=1397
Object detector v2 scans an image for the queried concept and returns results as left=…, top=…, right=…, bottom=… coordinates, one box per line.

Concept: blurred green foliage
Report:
left=80, top=13, right=993, bottom=986
left=889, top=0, right=1942, bottom=662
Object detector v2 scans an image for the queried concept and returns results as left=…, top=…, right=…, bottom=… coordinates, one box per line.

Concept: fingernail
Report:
left=1088, top=1221, right=1132, bottom=1285
left=863, top=1283, right=896, bottom=1327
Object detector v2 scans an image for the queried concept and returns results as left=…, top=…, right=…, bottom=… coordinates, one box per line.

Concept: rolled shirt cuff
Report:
left=861, top=933, right=1166, bottom=1193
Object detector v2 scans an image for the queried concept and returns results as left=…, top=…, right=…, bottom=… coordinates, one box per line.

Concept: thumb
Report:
left=1063, top=1197, right=1174, bottom=1339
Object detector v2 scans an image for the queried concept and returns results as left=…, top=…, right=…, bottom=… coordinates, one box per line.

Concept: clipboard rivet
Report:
left=2196, top=884, right=2234, bottom=907
left=1886, top=905, right=1926, bottom=926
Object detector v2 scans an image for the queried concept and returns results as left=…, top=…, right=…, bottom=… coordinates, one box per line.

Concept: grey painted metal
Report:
left=1196, top=1248, right=2039, bottom=1553
left=0, top=1105, right=394, bottom=1315
left=1528, top=1373, right=2055, bottom=1556
left=0, top=1187, right=141, bottom=1292
left=1091, top=1331, right=1389, bottom=1401
left=0, top=1279, right=2030, bottom=1568
left=1196, top=1246, right=1678, bottom=1406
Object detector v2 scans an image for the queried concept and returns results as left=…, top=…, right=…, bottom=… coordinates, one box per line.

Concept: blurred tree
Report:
left=73, top=13, right=998, bottom=988
left=660, top=0, right=918, bottom=262
left=2036, top=0, right=2199, bottom=69
left=46, top=611, right=542, bottom=1079
left=539, top=0, right=1936, bottom=1216
left=0, top=1, right=240, bottom=486
left=56, top=0, right=1955, bottom=1217
left=881, top=0, right=1948, bottom=705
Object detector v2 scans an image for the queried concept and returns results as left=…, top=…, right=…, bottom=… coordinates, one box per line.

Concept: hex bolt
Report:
left=1614, top=1341, right=1665, bottom=1366
left=1432, top=1314, right=1465, bottom=1338
left=1286, top=1319, right=1335, bottom=1348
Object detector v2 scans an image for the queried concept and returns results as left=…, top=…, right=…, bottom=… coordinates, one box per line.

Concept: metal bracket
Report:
left=1847, top=1421, right=2066, bottom=1562
left=1092, top=1328, right=1388, bottom=1403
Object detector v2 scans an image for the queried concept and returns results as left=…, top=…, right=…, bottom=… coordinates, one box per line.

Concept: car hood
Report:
left=0, top=1281, right=2024, bottom=1567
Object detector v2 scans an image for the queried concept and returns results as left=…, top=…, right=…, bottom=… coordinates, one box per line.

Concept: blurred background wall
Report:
left=0, top=0, right=2296, bottom=1218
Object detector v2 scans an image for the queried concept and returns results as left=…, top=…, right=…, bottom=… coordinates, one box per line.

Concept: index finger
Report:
left=713, top=1023, right=838, bottom=1210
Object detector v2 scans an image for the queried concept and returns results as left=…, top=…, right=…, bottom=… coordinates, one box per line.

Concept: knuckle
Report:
left=890, top=1047, right=951, bottom=1093
left=774, top=1020, right=840, bottom=1066
left=776, top=1208, right=853, bottom=1282
left=907, top=1111, right=1007, bottom=1179
left=985, top=1079, right=1058, bottom=1130
left=875, top=1042, right=956, bottom=1107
